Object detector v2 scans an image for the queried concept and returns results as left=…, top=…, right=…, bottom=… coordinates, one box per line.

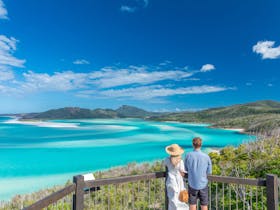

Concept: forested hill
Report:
left=21, top=105, right=161, bottom=120
left=149, top=100, right=280, bottom=133
left=20, top=100, right=280, bottom=133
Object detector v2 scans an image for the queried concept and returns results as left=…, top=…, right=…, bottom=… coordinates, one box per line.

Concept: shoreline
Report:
left=160, top=119, right=247, bottom=133
left=3, top=118, right=79, bottom=128
left=3, top=116, right=247, bottom=133
left=224, top=128, right=244, bottom=131
left=220, top=127, right=246, bottom=133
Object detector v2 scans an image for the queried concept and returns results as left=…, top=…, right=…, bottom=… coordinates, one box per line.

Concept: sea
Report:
left=0, top=116, right=255, bottom=201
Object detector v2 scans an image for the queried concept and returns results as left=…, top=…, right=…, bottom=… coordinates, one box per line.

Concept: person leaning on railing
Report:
left=184, top=137, right=212, bottom=210
left=164, top=144, right=189, bottom=210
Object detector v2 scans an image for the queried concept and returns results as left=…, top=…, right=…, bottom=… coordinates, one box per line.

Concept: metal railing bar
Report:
left=261, top=187, right=264, bottom=210
left=148, top=179, right=151, bottom=209
left=222, top=182, right=225, bottom=210
left=229, top=184, right=231, bottom=210
left=209, top=182, right=211, bottom=208
left=250, top=186, right=253, bottom=210
left=215, top=182, right=218, bottom=210
left=243, top=185, right=245, bottom=210
left=132, top=182, right=135, bottom=210
left=236, top=184, right=239, bottom=210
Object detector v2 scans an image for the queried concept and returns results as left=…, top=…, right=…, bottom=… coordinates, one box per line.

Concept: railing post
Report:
left=266, top=174, right=279, bottom=210
left=165, top=167, right=168, bottom=210
left=73, top=175, right=84, bottom=210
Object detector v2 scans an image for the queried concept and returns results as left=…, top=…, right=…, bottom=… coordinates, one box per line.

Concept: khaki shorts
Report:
left=188, top=185, right=208, bottom=206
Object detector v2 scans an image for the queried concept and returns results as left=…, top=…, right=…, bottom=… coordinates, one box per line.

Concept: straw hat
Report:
left=165, top=144, right=184, bottom=156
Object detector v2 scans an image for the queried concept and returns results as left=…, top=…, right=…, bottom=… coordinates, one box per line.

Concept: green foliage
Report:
left=211, top=135, right=280, bottom=178
left=207, top=135, right=280, bottom=210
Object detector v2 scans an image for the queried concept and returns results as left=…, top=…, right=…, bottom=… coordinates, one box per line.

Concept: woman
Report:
left=164, top=144, right=189, bottom=210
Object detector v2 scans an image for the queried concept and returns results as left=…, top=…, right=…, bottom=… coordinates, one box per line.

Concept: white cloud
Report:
left=159, top=60, right=172, bottom=66
left=120, top=0, right=148, bottom=12
left=0, top=35, right=26, bottom=67
left=200, top=64, right=215, bottom=72
left=21, top=71, right=88, bottom=92
left=253, top=41, right=280, bottom=59
left=88, top=65, right=193, bottom=88
left=0, top=84, right=22, bottom=95
left=0, top=0, right=8, bottom=19
left=120, top=6, right=136, bottom=13
left=0, top=62, right=229, bottom=101
left=97, top=85, right=228, bottom=100
left=73, top=59, right=90, bottom=65
left=0, top=66, right=14, bottom=81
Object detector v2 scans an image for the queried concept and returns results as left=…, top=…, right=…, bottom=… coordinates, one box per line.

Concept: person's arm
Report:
left=164, top=157, right=168, bottom=166
left=207, top=156, right=212, bottom=174
left=179, top=160, right=186, bottom=177
left=184, top=154, right=188, bottom=173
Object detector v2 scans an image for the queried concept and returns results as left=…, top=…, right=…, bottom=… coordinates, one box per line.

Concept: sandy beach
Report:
left=4, top=118, right=79, bottom=128
left=222, top=128, right=245, bottom=132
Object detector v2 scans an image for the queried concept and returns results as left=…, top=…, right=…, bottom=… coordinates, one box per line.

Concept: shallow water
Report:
left=0, top=117, right=255, bottom=201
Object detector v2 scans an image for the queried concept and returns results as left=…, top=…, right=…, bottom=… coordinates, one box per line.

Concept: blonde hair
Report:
left=170, top=155, right=181, bottom=167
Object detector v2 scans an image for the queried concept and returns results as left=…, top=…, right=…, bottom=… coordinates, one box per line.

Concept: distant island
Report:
left=19, top=105, right=162, bottom=119
left=8, top=100, right=280, bottom=134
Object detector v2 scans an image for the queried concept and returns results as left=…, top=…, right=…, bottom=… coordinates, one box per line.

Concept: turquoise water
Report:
left=0, top=117, right=255, bottom=201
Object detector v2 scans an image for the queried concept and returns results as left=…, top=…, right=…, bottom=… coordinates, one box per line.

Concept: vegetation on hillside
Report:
left=209, top=134, right=280, bottom=177
left=21, top=105, right=161, bottom=120
left=149, top=100, right=280, bottom=133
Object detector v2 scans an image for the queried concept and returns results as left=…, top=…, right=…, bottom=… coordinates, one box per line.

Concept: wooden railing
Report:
left=23, top=172, right=167, bottom=210
left=207, top=174, right=278, bottom=210
left=23, top=172, right=279, bottom=210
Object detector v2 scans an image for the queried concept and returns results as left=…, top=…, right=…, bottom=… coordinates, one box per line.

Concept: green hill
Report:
left=20, top=100, right=280, bottom=133
left=21, top=105, right=160, bottom=120
left=116, top=105, right=160, bottom=118
left=149, top=100, right=280, bottom=133
left=22, top=107, right=117, bottom=119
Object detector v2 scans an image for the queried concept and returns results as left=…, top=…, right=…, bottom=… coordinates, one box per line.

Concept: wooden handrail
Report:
left=84, top=171, right=166, bottom=188
left=23, top=184, right=76, bottom=210
left=208, top=174, right=266, bottom=186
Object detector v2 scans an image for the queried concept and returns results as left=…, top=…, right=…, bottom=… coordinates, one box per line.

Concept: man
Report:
left=184, top=137, right=212, bottom=210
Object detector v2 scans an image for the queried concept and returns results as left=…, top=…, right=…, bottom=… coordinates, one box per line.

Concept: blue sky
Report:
left=0, top=0, right=280, bottom=113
